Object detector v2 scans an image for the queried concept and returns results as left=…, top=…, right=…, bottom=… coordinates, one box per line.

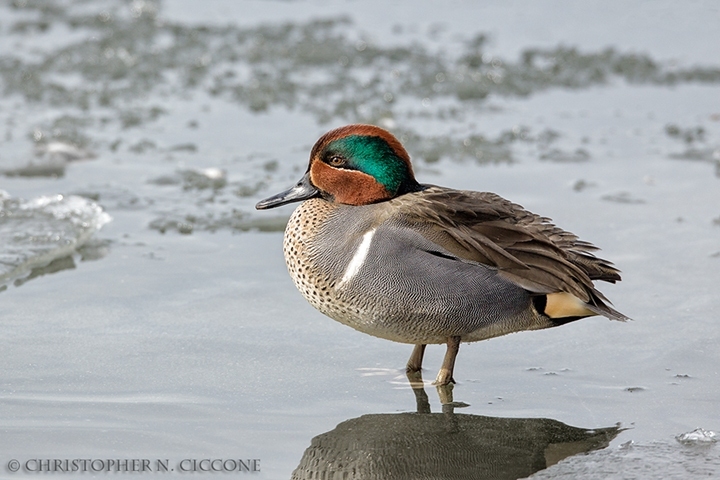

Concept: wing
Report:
left=391, top=186, right=628, bottom=321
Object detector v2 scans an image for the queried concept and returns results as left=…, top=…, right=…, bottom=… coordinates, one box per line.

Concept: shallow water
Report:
left=1, top=1, right=719, bottom=478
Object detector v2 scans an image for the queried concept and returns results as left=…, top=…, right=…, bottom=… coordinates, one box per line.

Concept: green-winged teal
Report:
left=256, top=124, right=627, bottom=385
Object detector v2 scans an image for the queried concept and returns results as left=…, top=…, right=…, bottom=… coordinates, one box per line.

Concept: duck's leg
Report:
left=434, top=336, right=461, bottom=385
left=406, top=345, right=430, bottom=412
left=405, top=370, right=431, bottom=413
left=436, top=383, right=454, bottom=410
left=406, top=344, right=426, bottom=373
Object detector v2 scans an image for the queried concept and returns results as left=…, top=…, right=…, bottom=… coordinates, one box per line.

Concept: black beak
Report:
left=255, top=172, right=320, bottom=210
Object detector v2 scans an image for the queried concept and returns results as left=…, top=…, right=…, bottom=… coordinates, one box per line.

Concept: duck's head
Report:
left=256, top=124, right=421, bottom=210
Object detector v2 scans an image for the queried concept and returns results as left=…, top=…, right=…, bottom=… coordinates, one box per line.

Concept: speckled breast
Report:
left=282, top=198, right=369, bottom=330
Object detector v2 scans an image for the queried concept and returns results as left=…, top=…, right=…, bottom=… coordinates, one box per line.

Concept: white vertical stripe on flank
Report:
left=337, top=228, right=376, bottom=289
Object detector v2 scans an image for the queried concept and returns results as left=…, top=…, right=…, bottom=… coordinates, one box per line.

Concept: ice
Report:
left=0, top=193, right=111, bottom=286
left=676, top=428, right=718, bottom=446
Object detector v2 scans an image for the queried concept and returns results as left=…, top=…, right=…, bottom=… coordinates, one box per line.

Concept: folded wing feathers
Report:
left=403, top=188, right=623, bottom=317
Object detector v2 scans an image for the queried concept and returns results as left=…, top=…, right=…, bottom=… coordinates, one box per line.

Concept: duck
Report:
left=256, top=124, right=627, bottom=386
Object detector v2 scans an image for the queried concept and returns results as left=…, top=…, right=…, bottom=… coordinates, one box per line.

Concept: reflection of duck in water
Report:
left=292, top=387, right=621, bottom=480
left=257, top=125, right=627, bottom=385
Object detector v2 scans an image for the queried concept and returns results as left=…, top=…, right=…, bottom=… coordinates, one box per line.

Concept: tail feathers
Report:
left=538, top=291, right=630, bottom=323
left=586, top=298, right=630, bottom=322
left=586, top=287, right=630, bottom=321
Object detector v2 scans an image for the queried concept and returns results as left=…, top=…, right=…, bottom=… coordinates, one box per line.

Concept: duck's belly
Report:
left=283, top=200, right=545, bottom=345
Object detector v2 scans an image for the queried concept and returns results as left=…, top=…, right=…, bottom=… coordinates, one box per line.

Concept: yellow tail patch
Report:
left=545, top=292, right=595, bottom=319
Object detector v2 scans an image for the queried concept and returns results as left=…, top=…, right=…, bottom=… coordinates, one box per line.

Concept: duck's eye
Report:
left=328, top=155, right=346, bottom=167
